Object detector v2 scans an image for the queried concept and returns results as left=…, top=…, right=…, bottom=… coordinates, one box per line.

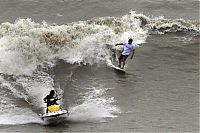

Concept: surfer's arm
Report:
left=115, top=43, right=123, bottom=46
left=130, top=49, right=135, bottom=59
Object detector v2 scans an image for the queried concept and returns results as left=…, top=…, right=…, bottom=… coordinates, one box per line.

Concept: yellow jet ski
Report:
left=41, top=98, right=68, bottom=121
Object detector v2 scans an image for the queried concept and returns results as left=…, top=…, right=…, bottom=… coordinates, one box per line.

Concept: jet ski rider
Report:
left=43, top=90, right=60, bottom=113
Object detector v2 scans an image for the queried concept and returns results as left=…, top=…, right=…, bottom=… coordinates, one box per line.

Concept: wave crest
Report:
left=145, top=16, right=199, bottom=34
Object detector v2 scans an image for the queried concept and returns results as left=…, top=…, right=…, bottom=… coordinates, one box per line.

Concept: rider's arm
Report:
left=43, top=96, right=47, bottom=102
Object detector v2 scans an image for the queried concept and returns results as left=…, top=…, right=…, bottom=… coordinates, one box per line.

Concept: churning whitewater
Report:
left=0, top=10, right=199, bottom=125
left=0, top=11, right=148, bottom=124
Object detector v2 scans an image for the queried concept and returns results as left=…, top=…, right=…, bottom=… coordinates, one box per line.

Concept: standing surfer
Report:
left=115, top=38, right=137, bottom=69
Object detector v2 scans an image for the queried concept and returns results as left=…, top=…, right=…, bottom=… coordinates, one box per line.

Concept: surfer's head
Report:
left=50, top=90, right=55, bottom=96
left=128, top=38, right=133, bottom=44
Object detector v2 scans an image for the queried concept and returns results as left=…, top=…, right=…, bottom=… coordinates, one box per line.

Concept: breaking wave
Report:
left=0, top=11, right=198, bottom=76
left=0, top=11, right=198, bottom=124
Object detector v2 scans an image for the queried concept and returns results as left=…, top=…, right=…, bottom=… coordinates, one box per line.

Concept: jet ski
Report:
left=41, top=98, right=68, bottom=122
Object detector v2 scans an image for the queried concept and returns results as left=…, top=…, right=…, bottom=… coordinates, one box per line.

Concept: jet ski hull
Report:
left=41, top=110, right=68, bottom=122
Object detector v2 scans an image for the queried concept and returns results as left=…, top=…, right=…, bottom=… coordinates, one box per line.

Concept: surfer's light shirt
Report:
left=122, top=43, right=136, bottom=55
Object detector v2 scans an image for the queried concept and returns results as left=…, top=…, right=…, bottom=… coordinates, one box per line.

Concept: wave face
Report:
left=0, top=11, right=198, bottom=74
left=0, top=11, right=148, bottom=75
left=0, top=11, right=199, bottom=124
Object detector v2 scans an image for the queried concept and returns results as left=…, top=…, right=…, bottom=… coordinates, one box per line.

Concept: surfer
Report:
left=43, top=90, right=60, bottom=113
left=115, top=38, right=137, bottom=69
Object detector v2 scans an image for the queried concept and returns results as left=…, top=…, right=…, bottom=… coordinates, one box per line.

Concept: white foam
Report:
left=0, top=11, right=146, bottom=123
left=0, top=12, right=148, bottom=76
left=0, top=107, right=43, bottom=125
left=68, top=88, right=120, bottom=122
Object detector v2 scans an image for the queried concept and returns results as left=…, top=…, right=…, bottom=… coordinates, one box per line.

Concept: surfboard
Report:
left=110, top=64, right=125, bottom=72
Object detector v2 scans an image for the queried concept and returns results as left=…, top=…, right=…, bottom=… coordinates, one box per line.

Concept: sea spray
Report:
left=0, top=11, right=198, bottom=124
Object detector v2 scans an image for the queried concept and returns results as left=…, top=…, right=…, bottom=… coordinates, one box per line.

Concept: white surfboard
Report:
left=110, top=63, right=125, bottom=72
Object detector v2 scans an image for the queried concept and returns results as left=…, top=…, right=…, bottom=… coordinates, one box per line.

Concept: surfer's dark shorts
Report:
left=119, top=54, right=129, bottom=61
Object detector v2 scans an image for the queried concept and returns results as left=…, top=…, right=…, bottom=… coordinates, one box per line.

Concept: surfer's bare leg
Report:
left=122, top=55, right=128, bottom=69
left=118, top=55, right=123, bottom=68
left=122, top=61, right=125, bottom=69
left=121, top=57, right=126, bottom=69
left=118, top=59, right=122, bottom=68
